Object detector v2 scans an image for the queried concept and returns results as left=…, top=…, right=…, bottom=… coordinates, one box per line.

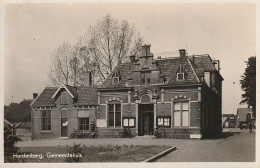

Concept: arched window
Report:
left=141, top=94, right=151, bottom=103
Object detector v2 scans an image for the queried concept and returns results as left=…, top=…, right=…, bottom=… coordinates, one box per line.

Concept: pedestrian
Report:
left=248, top=122, right=253, bottom=133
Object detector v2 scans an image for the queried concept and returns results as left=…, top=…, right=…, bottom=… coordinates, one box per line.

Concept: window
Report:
left=174, top=102, right=189, bottom=127
left=108, top=104, right=121, bottom=127
left=112, top=71, right=121, bottom=85
left=157, top=117, right=171, bottom=127
left=113, top=77, right=119, bottom=85
left=61, top=92, right=68, bottom=104
left=79, top=118, right=89, bottom=131
left=177, top=73, right=184, bottom=80
left=123, top=118, right=135, bottom=128
left=41, top=110, right=51, bottom=131
left=140, top=72, right=151, bottom=85
left=177, top=66, right=185, bottom=80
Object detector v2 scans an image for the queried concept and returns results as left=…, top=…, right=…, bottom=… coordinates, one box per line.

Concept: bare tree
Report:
left=85, top=14, right=143, bottom=83
left=48, top=14, right=143, bottom=86
left=49, top=42, right=72, bottom=86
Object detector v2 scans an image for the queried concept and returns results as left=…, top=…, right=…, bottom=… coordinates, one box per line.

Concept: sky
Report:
left=3, top=2, right=256, bottom=114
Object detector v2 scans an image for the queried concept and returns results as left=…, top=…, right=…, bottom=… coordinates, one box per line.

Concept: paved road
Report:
left=157, top=128, right=255, bottom=162
left=16, top=128, right=255, bottom=162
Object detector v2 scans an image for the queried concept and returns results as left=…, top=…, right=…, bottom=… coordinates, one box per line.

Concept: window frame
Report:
left=41, top=110, right=51, bottom=131
left=108, top=103, right=121, bottom=128
left=79, top=117, right=90, bottom=131
left=140, top=71, right=151, bottom=85
left=176, top=66, right=185, bottom=81
left=112, top=77, right=120, bottom=85
left=177, top=72, right=185, bottom=80
left=173, top=101, right=189, bottom=127
left=122, top=117, right=136, bottom=128
left=61, top=92, right=68, bottom=105
left=156, top=116, right=171, bottom=128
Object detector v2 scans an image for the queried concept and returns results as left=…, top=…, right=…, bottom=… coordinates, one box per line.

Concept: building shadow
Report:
left=205, top=131, right=242, bottom=140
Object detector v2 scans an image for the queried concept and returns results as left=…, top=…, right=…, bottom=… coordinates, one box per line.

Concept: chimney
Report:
left=84, top=71, right=92, bottom=86
left=213, top=60, right=220, bottom=72
left=179, top=49, right=186, bottom=58
left=142, top=44, right=151, bottom=56
left=33, top=93, right=38, bottom=100
left=129, top=55, right=136, bottom=63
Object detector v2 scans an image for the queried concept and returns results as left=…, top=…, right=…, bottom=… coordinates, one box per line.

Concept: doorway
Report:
left=138, top=104, right=154, bottom=136
left=61, top=118, right=68, bottom=137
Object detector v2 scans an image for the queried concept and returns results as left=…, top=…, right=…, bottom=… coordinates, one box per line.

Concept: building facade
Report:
left=31, top=83, right=98, bottom=139
left=96, top=45, right=223, bottom=139
left=31, top=44, right=223, bottom=139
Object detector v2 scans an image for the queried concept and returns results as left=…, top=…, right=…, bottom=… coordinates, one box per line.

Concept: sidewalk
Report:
left=16, top=128, right=253, bottom=148
left=16, top=136, right=183, bottom=147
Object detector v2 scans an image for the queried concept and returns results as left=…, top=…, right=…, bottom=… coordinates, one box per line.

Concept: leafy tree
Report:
left=48, top=14, right=143, bottom=86
left=240, top=56, right=256, bottom=116
left=4, top=100, right=32, bottom=123
left=4, top=125, right=21, bottom=162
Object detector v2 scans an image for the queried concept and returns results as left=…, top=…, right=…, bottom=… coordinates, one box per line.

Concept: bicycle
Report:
left=119, top=127, right=134, bottom=138
left=151, top=127, right=168, bottom=139
left=70, top=128, right=80, bottom=139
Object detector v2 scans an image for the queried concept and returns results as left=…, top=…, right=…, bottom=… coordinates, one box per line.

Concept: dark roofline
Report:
left=98, top=87, right=132, bottom=91
left=159, top=83, right=202, bottom=88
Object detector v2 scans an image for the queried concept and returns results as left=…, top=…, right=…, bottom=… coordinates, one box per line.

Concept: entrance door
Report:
left=61, top=118, right=68, bottom=137
left=138, top=104, right=154, bottom=136
left=143, top=113, right=153, bottom=135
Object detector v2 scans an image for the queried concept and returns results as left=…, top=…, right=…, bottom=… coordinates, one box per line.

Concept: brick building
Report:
left=31, top=44, right=223, bottom=139
left=31, top=83, right=98, bottom=139
left=97, top=45, right=223, bottom=139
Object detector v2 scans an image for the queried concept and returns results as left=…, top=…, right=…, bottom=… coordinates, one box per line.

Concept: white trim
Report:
left=51, top=84, right=75, bottom=99
left=190, top=134, right=203, bottom=139
left=30, top=94, right=40, bottom=106
left=176, top=72, right=185, bottom=80
left=187, top=58, right=200, bottom=82
left=154, top=102, right=157, bottom=128
left=189, top=100, right=199, bottom=103
left=4, top=119, right=13, bottom=127
left=157, top=101, right=171, bottom=104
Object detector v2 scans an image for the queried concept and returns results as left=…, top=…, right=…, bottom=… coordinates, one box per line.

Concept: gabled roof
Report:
left=31, top=87, right=57, bottom=107
left=157, top=58, right=201, bottom=85
left=75, top=86, right=98, bottom=105
left=31, top=86, right=98, bottom=107
left=100, top=57, right=201, bottom=88
left=189, top=55, right=216, bottom=71
left=4, top=119, right=13, bottom=127
left=100, top=63, right=135, bottom=88
left=51, top=84, right=76, bottom=99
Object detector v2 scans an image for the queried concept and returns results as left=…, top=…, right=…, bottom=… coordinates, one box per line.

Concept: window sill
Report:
left=40, top=131, right=52, bottom=133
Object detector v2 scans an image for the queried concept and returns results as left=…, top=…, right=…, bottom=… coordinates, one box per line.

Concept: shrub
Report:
left=4, top=126, right=21, bottom=162
left=65, top=143, right=84, bottom=162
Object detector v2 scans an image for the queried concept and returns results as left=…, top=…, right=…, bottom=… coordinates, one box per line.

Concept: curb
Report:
left=143, top=146, right=177, bottom=162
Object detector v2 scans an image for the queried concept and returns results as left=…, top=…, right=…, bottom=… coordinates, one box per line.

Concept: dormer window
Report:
left=61, top=92, right=68, bottom=104
left=112, top=71, right=121, bottom=85
left=113, top=77, right=119, bottom=85
left=177, top=66, right=185, bottom=80
left=140, top=72, right=151, bottom=85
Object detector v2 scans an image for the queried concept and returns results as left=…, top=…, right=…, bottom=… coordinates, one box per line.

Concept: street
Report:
left=157, top=128, right=255, bottom=162
left=16, top=128, right=255, bottom=162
